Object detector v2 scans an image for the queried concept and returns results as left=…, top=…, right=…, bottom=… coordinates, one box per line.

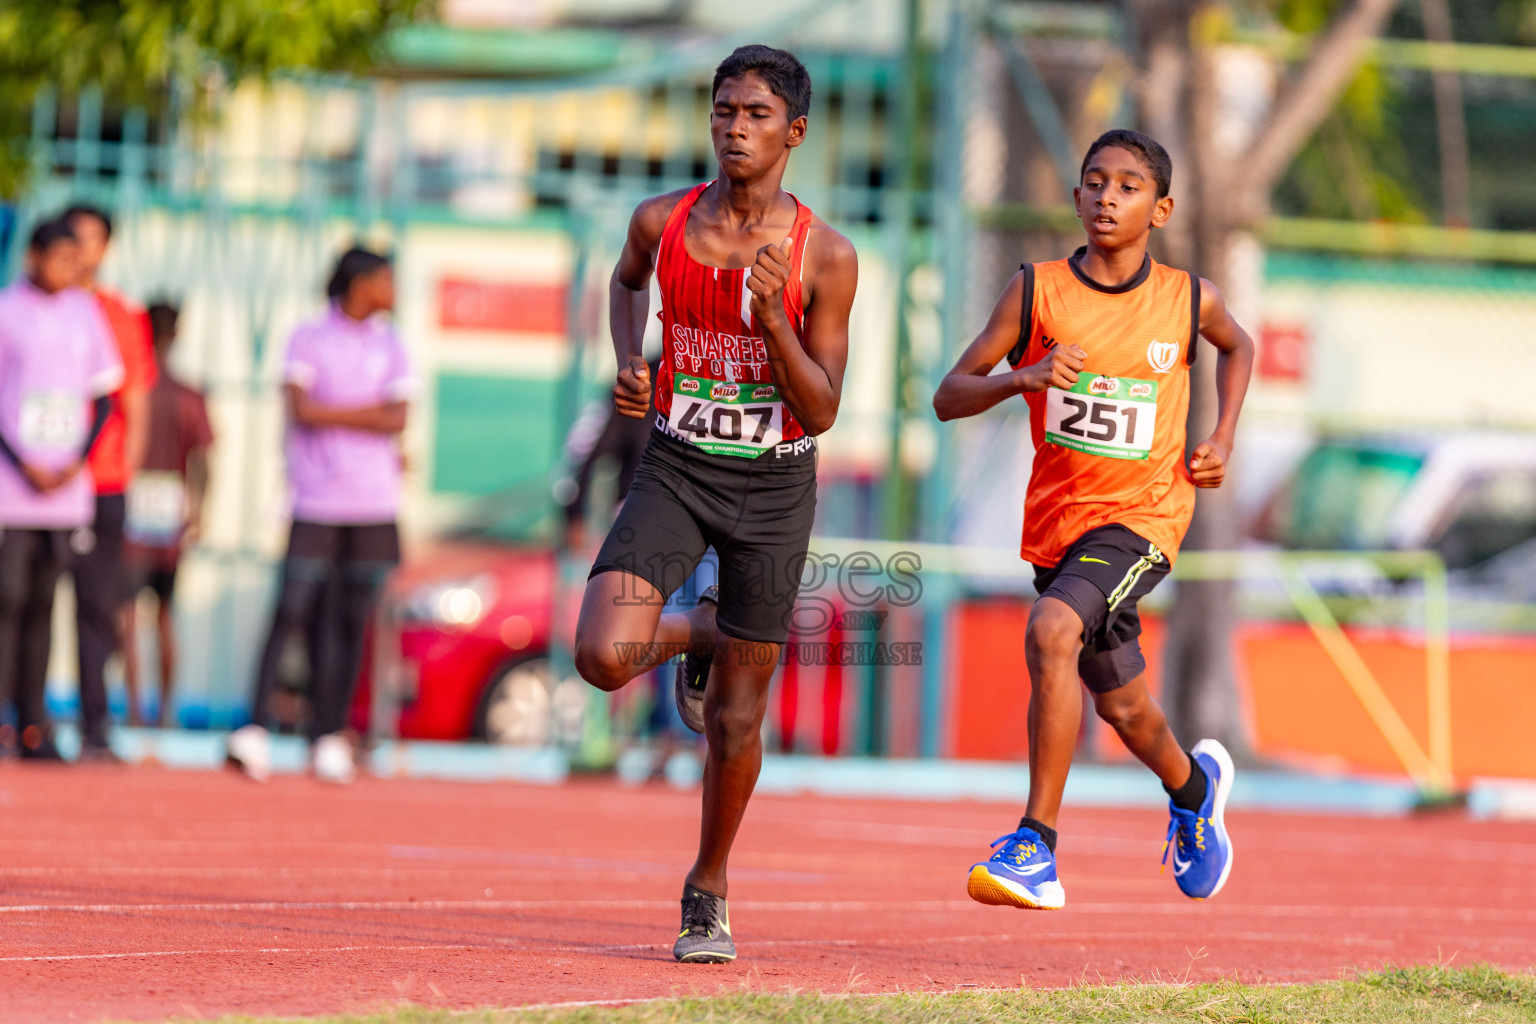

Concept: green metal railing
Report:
left=805, top=537, right=1458, bottom=794
left=4, top=0, right=939, bottom=727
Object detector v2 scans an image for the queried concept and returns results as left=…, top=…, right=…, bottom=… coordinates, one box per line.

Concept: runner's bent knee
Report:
left=1093, top=684, right=1147, bottom=732
left=573, top=639, right=630, bottom=692
left=1027, top=597, right=1085, bottom=663
left=705, top=700, right=763, bottom=758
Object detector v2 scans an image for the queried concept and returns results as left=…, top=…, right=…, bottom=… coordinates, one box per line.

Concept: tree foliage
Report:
left=1269, top=0, right=1536, bottom=224
left=0, top=0, right=435, bottom=197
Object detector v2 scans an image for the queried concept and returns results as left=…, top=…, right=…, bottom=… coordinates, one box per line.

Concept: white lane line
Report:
left=0, top=945, right=484, bottom=963
left=0, top=872, right=595, bottom=884
left=0, top=899, right=676, bottom=914
left=0, top=942, right=673, bottom=964
left=0, top=928, right=1432, bottom=966
left=0, top=897, right=1531, bottom=924
left=800, top=822, right=1536, bottom=864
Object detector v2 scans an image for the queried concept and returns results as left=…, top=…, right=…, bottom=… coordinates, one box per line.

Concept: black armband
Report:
left=79, top=395, right=112, bottom=460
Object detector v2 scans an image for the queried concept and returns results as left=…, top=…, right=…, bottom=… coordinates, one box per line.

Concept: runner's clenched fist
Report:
left=1019, top=343, right=1087, bottom=392
left=747, top=237, right=792, bottom=329
left=614, top=356, right=651, bottom=418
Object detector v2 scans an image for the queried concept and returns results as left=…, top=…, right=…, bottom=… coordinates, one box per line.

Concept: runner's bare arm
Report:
left=933, top=271, right=1085, bottom=421
left=751, top=224, right=857, bottom=436
left=1187, top=277, right=1255, bottom=488
left=286, top=384, right=407, bottom=434
left=122, top=388, right=149, bottom=475
left=185, top=445, right=210, bottom=544
left=610, top=193, right=685, bottom=419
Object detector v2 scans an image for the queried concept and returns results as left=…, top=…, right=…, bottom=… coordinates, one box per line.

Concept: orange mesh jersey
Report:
left=1009, top=250, right=1201, bottom=567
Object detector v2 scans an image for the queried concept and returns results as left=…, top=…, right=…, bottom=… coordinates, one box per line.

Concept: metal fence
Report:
left=7, top=0, right=945, bottom=730
left=5, top=1, right=1535, bottom=780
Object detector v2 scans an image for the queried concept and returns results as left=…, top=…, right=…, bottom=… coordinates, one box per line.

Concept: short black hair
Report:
left=1080, top=129, right=1173, bottom=198
left=63, top=203, right=113, bottom=238
left=29, top=217, right=77, bottom=252
left=712, top=45, right=812, bottom=123
left=147, top=301, right=180, bottom=346
left=326, top=246, right=391, bottom=300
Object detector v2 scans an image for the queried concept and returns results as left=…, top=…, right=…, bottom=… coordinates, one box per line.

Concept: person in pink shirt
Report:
left=227, top=247, right=415, bottom=783
left=0, top=218, right=125, bottom=761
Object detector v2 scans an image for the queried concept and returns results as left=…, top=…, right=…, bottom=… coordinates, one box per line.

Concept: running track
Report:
left=1, top=764, right=1533, bottom=1022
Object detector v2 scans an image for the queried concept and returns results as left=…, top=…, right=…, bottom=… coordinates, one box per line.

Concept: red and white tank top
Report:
left=653, top=182, right=815, bottom=458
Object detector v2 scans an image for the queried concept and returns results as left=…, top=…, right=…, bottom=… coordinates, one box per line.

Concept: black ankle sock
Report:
left=1018, top=816, right=1057, bottom=853
left=1164, top=752, right=1208, bottom=812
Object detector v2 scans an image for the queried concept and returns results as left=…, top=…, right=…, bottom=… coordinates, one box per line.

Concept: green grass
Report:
left=233, top=964, right=1536, bottom=1024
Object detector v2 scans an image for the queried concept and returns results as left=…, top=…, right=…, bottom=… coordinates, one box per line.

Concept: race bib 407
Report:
left=667, top=374, right=784, bottom=458
left=1044, top=374, right=1158, bottom=460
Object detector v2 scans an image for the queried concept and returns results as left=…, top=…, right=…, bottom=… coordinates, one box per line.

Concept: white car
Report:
left=1258, top=432, right=1536, bottom=631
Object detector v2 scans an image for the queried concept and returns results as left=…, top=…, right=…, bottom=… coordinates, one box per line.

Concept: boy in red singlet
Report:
left=934, top=130, right=1255, bottom=909
left=574, top=45, right=858, bottom=963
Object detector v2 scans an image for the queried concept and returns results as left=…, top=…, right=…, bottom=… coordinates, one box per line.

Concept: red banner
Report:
left=438, top=278, right=567, bottom=335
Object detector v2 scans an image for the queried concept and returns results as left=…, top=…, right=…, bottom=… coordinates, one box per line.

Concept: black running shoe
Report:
left=77, top=742, right=123, bottom=764
left=673, top=585, right=718, bottom=734
left=673, top=883, right=735, bottom=963
left=19, top=726, right=64, bottom=763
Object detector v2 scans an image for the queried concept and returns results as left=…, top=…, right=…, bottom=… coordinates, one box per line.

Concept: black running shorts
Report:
left=589, top=422, right=818, bottom=645
left=1032, top=523, right=1171, bottom=693
left=129, top=564, right=179, bottom=604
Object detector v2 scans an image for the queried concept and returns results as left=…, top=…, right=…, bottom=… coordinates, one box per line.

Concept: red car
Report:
left=351, top=542, right=587, bottom=744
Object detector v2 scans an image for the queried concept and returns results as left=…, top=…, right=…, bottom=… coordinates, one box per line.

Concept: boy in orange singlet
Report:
left=934, top=129, right=1255, bottom=909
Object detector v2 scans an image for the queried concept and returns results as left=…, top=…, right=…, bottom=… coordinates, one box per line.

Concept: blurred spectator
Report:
left=557, top=367, right=710, bottom=764
left=227, top=247, right=415, bottom=783
left=558, top=357, right=657, bottom=551
left=64, top=204, right=157, bottom=760
left=0, top=219, right=123, bottom=760
left=121, top=302, right=213, bottom=728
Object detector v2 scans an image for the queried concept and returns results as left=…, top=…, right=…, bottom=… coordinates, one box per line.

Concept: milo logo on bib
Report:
left=669, top=373, right=784, bottom=458
left=1044, top=373, right=1159, bottom=460
left=1088, top=376, right=1120, bottom=397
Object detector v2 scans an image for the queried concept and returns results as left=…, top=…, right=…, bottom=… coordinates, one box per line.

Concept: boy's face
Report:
left=1074, top=146, right=1173, bottom=248
left=710, top=72, right=805, bottom=180
left=361, top=265, right=396, bottom=312
left=68, top=213, right=109, bottom=279
left=28, top=239, right=81, bottom=294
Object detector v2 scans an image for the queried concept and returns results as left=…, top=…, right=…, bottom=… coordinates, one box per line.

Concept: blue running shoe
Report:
left=966, top=826, right=1065, bottom=910
left=1163, top=738, right=1236, bottom=899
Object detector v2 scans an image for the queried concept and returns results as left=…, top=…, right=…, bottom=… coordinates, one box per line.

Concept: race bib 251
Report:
left=1044, top=374, right=1158, bottom=460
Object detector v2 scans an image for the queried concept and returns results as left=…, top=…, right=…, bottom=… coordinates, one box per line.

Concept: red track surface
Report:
left=2, top=764, right=1534, bottom=1022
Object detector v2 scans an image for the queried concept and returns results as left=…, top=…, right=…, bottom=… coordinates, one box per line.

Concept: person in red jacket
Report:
left=65, top=204, right=157, bottom=758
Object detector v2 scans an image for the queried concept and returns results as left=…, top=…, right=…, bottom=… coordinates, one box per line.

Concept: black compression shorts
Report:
left=589, top=423, right=817, bottom=645
left=1032, top=523, right=1171, bottom=693
left=129, top=564, right=179, bottom=604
